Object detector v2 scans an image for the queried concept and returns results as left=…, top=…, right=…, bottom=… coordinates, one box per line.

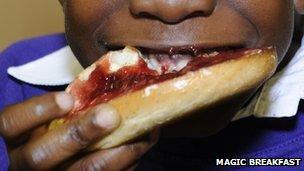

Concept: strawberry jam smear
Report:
left=67, top=47, right=272, bottom=119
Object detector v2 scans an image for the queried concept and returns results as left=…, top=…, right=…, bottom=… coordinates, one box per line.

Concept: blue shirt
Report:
left=0, top=34, right=303, bottom=171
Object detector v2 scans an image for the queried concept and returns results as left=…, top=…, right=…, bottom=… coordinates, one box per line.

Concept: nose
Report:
left=129, top=0, right=218, bottom=23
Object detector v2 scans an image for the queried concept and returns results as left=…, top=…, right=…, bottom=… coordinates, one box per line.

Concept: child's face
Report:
left=63, top=0, right=294, bottom=66
left=61, top=0, right=300, bottom=136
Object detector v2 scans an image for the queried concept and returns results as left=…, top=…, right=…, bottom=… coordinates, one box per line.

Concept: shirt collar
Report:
left=8, top=46, right=83, bottom=86
left=7, top=39, right=304, bottom=120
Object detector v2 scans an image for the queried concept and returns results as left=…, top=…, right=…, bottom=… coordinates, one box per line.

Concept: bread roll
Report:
left=50, top=47, right=277, bottom=150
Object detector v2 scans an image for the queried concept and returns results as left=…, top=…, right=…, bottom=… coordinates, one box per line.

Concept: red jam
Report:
left=67, top=48, right=271, bottom=119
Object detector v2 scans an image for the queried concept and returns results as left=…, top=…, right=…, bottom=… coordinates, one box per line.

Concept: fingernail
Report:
left=94, top=105, right=120, bottom=129
left=55, top=92, right=74, bottom=112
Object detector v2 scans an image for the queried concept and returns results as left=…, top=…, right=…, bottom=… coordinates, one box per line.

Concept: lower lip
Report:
left=67, top=48, right=263, bottom=118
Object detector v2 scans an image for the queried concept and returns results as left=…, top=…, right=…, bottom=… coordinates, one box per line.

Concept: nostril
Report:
left=185, top=11, right=207, bottom=19
left=134, top=12, right=161, bottom=20
left=134, top=11, right=211, bottom=24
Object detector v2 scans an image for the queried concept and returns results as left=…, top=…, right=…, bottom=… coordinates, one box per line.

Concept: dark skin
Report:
left=1, top=0, right=303, bottom=170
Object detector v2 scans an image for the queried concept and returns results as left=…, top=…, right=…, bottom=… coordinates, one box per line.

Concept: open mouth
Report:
left=105, top=45, right=246, bottom=75
left=139, top=45, right=245, bottom=74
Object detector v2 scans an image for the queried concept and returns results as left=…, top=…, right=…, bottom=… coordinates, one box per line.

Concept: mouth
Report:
left=104, top=44, right=246, bottom=74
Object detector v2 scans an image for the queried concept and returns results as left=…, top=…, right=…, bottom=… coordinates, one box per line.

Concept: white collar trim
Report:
left=7, top=41, right=304, bottom=120
left=8, top=46, right=83, bottom=86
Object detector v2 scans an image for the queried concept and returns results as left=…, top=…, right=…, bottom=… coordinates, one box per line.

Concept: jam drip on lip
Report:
left=67, top=47, right=272, bottom=119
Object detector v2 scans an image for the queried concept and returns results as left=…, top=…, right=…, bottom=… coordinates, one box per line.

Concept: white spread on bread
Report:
left=173, top=79, right=188, bottom=90
left=79, top=64, right=96, bottom=81
left=109, top=47, right=140, bottom=73
left=201, top=68, right=212, bottom=76
left=143, top=85, right=159, bottom=97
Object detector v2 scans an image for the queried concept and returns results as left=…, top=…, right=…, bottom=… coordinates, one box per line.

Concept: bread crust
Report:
left=51, top=48, right=277, bottom=150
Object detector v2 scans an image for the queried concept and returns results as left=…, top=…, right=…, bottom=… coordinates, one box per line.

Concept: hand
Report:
left=0, top=92, right=159, bottom=170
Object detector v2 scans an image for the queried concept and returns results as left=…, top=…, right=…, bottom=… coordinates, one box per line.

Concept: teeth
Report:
left=143, top=49, right=219, bottom=74
left=175, top=59, right=190, bottom=71
left=145, top=53, right=192, bottom=74
left=209, top=51, right=219, bottom=57
left=147, top=57, right=162, bottom=74
left=171, top=54, right=192, bottom=60
left=202, top=51, right=219, bottom=58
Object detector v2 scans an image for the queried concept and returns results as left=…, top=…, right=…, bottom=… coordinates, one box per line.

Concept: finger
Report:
left=67, top=130, right=159, bottom=171
left=126, top=163, right=139, bottom=171
left=16, top=104, right=120, bottom=170
left=0, top=92, right=73, bottom=139
left=9, top=125, right=49, bottom=149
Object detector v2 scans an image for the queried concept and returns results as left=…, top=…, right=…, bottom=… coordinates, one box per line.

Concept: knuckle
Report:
left=0, top=108, right=14, bottom=138
left=68, top=123, right=90, bottom=147
left=36, top=93, right=58, bottom=115
left=23, top=146, right=49, bottom=170
left=32, top=93, right=57, bottom=114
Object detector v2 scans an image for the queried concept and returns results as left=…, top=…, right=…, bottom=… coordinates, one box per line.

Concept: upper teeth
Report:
left=146, top=54, right=191, bottom=74
left=202, top=51, right=219, bottom=58
left=167, top=58, right=190, bottom=73
left=146, top=57, right=162, bottom=74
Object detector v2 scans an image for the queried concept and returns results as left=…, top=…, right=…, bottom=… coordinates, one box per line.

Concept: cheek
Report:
left=66, top=0, right=108, bottom=30
left=66, top=0, right=126, bottom=31
left=65, top=0, right=124, bottom=66
left=229, top=0, right=294, bottom=60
